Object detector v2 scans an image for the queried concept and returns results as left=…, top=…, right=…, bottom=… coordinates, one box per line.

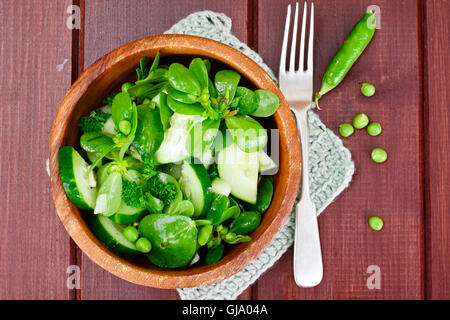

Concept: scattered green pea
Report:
left=361, top=82, right=375, bottom=97
left=118, top=119, right=131, bottom=135
left=121, top=82, right=133, bottom=93
left=339, top=123, right=354, bottom=138
left=136, top=237, right=152, bottom=253
left=371, top=147, right=388, bottom=163
left=369, top=216, right=384, bottom=231
left=123, top=226, right=139, bottom=242
left=367, top=122, right=382, bottom=136
left=353, top=113, right=369, bottom=129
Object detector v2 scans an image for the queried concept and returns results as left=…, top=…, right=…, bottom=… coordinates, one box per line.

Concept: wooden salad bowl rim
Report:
left=49, top=34, right=301, bottom=289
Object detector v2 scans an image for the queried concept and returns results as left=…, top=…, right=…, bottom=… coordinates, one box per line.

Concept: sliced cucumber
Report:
left=109, top=201, right=147, bottom=225
left=58, top=146, right=97, bottom=210
left=212, top=178, right=231, bottom=196
left=258, top=150, right=277, bottom=172
left=154, top=113, right=205, bottom=164
left=217, top=143, right=258, bottom=204
left=88, top=214, right=140, bottom=257
left=180, top=161, right=213, bottom=218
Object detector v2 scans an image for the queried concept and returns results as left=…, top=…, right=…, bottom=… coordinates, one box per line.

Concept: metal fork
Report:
left=279, top=2, right=323, bottom=288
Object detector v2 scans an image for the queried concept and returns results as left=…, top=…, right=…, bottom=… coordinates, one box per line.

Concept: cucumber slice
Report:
left=109, top=201, right=147, bottom=225
left=258, top=150, right=277, bottom=172
left=58, top=146, right=97, bottom=210
left=217, top=144, right=258, bottom=204
left=88, top=213, right=140, bottom=257
left=180, top=161, right=213, bottom=218
left=212, top=178, right=231, bottom=196
left=154, top=113, right=205, bottom=164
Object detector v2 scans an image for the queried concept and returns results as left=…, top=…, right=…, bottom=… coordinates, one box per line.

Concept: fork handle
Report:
left=291, top=107, right=323, bottom=288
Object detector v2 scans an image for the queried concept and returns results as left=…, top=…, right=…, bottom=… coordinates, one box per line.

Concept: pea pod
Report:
left=131, top=106, right=164, bottom=160
left=247, top=177, right=273, bottom=214
left=168, top=63, right=201, bottom=96
left=314, top=11, right=376, bottom=108
left=235, top=86, right=259, bottom=115
left=158, top=92, right=173, bottom=131
left=230, top=211, right=261, bottom=235
left=112, top=92, right=134, bottom=133
left=189, top=58, right=209, bottom=91
left=225, top=115, right=268, bottom=152
left=214, top=70, right=240, bottom=103
left=186, top=118, right=221, bottom=157
left=250, top=90, right=279, bottom=117
left=166, top=96, right=204, bottom=115
left=205, top=243, right=224, bottom=265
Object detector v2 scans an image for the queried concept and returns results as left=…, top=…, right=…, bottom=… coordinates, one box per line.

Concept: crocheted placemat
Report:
left=165, top=11, right=355, bottom=300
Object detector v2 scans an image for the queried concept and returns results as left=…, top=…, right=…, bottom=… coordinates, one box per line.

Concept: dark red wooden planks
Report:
left=79, top=0, right=251, bottom=299
left=0, top=0, right=74, bottom=299
left=423, top=0, right=450, bottom=300
left=255, top=0, right=423, bottom=299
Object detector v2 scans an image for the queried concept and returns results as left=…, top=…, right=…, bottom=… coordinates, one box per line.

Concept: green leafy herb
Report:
left=78, top=109, right=110, bottom=132
left=147, top=176, right=178, bottom=205
left=121, top=179, right=144, bottom=208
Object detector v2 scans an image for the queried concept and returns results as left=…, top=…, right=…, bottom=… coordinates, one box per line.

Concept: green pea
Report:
left=123, top=226, right=139, bottom=242
left=339, top=123, right=354, bottom=138
left=367, top=122, right=382, bottom=136
left=135, top=237, right=152, bottom=253
left=361, top=83, right=375, bottom=97
left=121, top=82, right=133, bottom=93
left=118, top=119, right=131, bottom=135
left=369, top=216, right=383, bottom=231
left=353, top=113, right=369, bottom=129
left=371, top=148, right=388, bottom=163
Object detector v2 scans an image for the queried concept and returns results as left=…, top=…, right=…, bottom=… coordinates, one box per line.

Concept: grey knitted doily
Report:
left=166, top=11, right=355, bottom=300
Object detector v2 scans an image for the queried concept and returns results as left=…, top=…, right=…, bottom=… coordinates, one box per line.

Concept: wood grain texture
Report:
left=255, top=0, right=424, bottom=299
left=76, top=0, right=288, bottom=299
left=0, top=0, right=74, bottom=299
left=423, top=0, right=450, bottom=300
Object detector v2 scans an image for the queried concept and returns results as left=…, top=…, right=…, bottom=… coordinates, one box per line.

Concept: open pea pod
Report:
left=214, top=70, right=240, bottom=103
left=235, top=86, right=259, bottom=115
left=131, top=106, right=164, bottom=160
left=112, top=92, right=134, bottom=134
left=158, top=92, right=173, bottom=131
left=225, top=115, right=268, bottom=153
left=80, top=132, right=115, bottom=153
left=250, top=89, right=280, bottom=117
left=168, top=63, right=201, bottom=96
left=186, top=118, right=221, bottom=157
left=189, top=58, right=209, bottom=91
left=166, top=96, right=204, bottom=115
left=166, top=86, right=197, bottom=104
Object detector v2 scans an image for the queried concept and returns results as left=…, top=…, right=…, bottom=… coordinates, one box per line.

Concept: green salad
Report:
left=58, top=53, right=279, bottom=268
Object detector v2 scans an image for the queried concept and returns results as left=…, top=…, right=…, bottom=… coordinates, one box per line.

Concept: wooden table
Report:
left=0, top=0, right=448, bottom=300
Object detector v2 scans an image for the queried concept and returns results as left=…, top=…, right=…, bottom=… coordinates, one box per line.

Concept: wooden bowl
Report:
left=49, top=34, right=300, bottom=289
